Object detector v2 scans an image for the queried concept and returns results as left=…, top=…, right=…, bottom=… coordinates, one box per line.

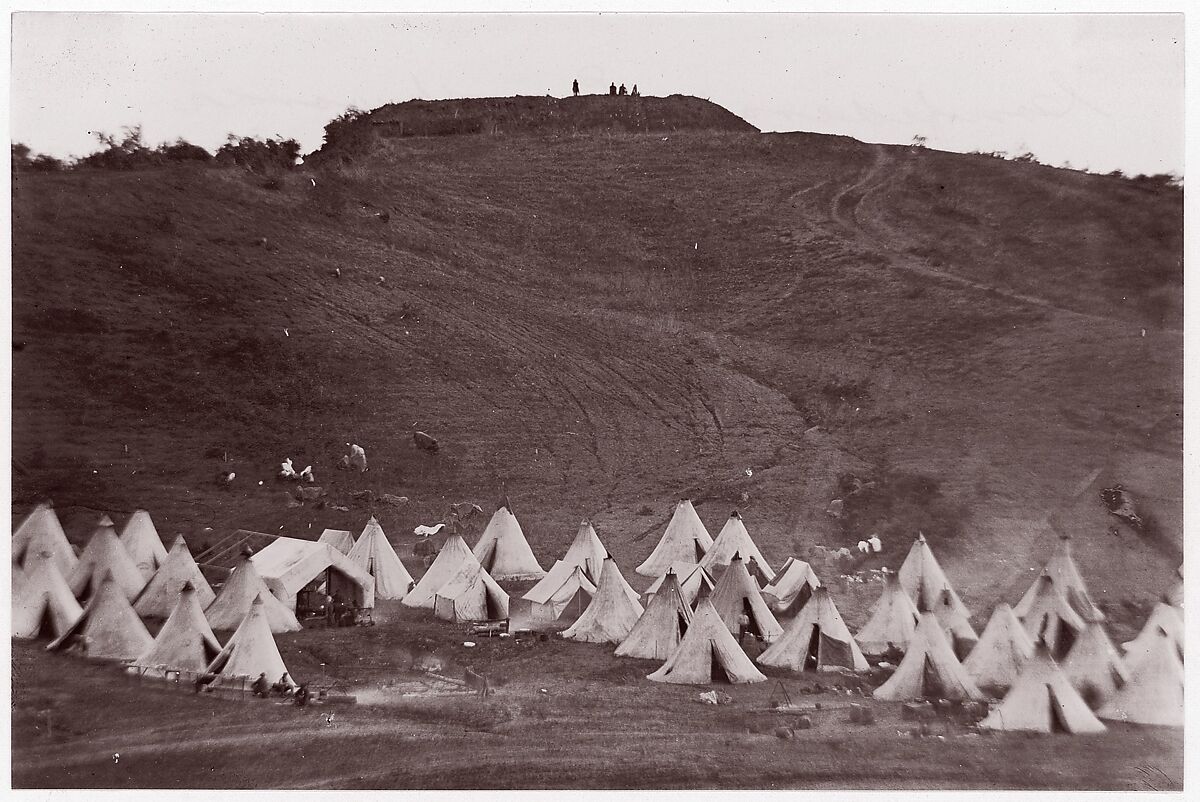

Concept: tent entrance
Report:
left=921, top=655, right=945, bottom=699
left=1053, top=624, right=1077, bottom=662
left=804, top=626, right=822, bottom=671
left=710, top=642, right=731, bottom=684
left=677, top=611, right=689, bottom=638
left=1047, top=686, right=1070, bottom=733
left=485, top=591, right=505, bottom=621
left=742, top=599, right=762, bottom=638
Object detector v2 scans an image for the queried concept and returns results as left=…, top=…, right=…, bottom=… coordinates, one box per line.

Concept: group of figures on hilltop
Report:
left=572, top=78, right=639, bottom=97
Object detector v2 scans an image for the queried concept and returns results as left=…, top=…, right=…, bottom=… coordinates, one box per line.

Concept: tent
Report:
left=433, top=561, right=509, bottom=623
left=522, top=561, right=596, bottom=624
left=117, top=509, right=169, bottom=581
left=403, top=534, right=478, bottom=609
left=1097, top=627, right=1184, bottom=727
left=13, top=501, right=78, bottom=577
left=559, top=520, right=608, bottom=584
left=1061, top=622, right=1129, bottom=708
left=698, top=511, right=775, bottom=582
left=12, top=560, right=83, bottom=640
left=317, top=529, right=356, bottom=555
left=1013, top=534, right=1103, bottom=622
left=855, top=571, right=920, bottom=656
left=1123, top=602, right=1184, bottom=665
left=132, top=582, right=223, bottom=677
left=562, top=556, right=645, bottom=644
left=48, top=573, right=154, bottom=660
left=647, top=598, right=766, bottom=685
left=251, top=537, right=375, bottom=611
left=706, top=554, right=783, bottom=643
left=347, top=517, right=414, bottom=600
left=761, top=557, right=821, bottom=618
left=897, top=533, right=969, bottom=618
left=67, top=522, right=147, bottom=602
left=933, top=587, right=978, bottom=660
left=962, top=603, right=1034, bottom=694
left=472, top=502, right=545, bottom=581
left=1164, top=564, right=1183, bottom=608
left=642, top=562, right=715, bottom=609
left=979, top=645, right=1106, bottom=733
left=1019, top=573, right=1087, bottom=661
left=636, top=500, right=714, bottom=578
left=204, top=553, right=302, bottom=633
left=134, top=535, right=216, bottom=618
left=758, top=586, right=868, bottom=672
left=204, top=595, right=296, bottom=690
left=874, top=612, right=984, bottom=701
left=616, top=569, right=693, bottom=661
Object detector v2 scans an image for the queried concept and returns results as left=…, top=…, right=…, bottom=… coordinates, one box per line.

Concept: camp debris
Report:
left=472, top=500, right=545, bottom=581
left=706, top=553, right=783, bottom=643
left=647, top=598, right=766, bottom=685
left=205, top=552, right=302, bottom=633
left=204, top=595, right=296, bottom=690
left=403, top=534, right=478, bottom=609
left=873, top=612, right=984, bottom=702
left=433, top=561, right=509, bottom=623
left=855, top=571, right=920, bottom=656
left=347, top=517, right=414, bottom=600
left=978, top=644, right=1106, bottom=733
left=636, top=500, right=714, bottom=578
left=761, top=557, right=821, bottom=618
left=758, top=586, right=868, bottom=672
left=698, top=511, right=774, bottom=582
left=48, top=572, right=154, bottom=661
left=562, top=556, right=644, bottom=644
left=897, top=532, right=969, bottom=619
left=134, top=535, right=216, bottom=618
left=1012, top=534, right=1103, bottom=622
left=1097, top=626, right=1183, bottom=727
left=616, top=568, right=693, bottom=660
left=132, top=582, right=223, bottom=678
left=962, top=603, right=1034, bottom=694
left=67, top=522, right=147, bottom=603
left=13, top=501, right=78, bottom=578
left=117, top=509, right=169, bottom=581
left=12, top=559, right=83, bottom=640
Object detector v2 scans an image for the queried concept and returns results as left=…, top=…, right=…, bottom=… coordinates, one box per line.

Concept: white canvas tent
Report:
left=433, top=561, right=509, bottom=623
left=118, top=509, right=169, bottom=581
left=706, top=554, right=783, bottom=643
left=761, top=557, right=821, bottom=618
left=642, top=562, right=715, bottom=609
left=134, top=535, right=216, bottom=618
left=897, top=533, right=969, bottom=618
left=403, top=534, right=478, bottom=609
left=874, top=612, right=984, bottom=701
left=12, top=560, right=83, bottom=640
left=48, top=573, right=154, bottom=660
left=1097, top=627, right=1184, bottom=727
left=979, top=645, right=1106, bottom=733
left=560, top=520, right=607, bottom=583
left=67, top=523, right=147, bottom=602
left=204, top=595, right=296, bottom=690
left=205, top=553, right=302, bottom=633
left=251, top=536, right=375, bottom=611
left=347, top=517, right=414, bottom=600
left=522, top=561, right=596, bottom=623
left=758, top=586, right=868, bottom=672
left=636, top=500, right=713, bottom=578
left=647, top=598, right=766, bottom=685
left=1013, top=534, right=1103, bottom=622
left=1061, top=622, right=1129, bottom=708
left=472, top=502, right=545, bottom=581
left=317, top=529, right=356, bottom=555
left=698, top=511, right=774, bottom=582
left=933, top=587, right=978, bottom=660
left=616, top=569, right=693, bottom=661
left=14, top=501, right=78, bottom=578
left=1123, top=602, right=1184, bottom=665
left=562, top=556, right=644, bottom=644
left=962, top=603, right=1034, bottom=694
left=1019, top=573, right=1087, bottom=661
left=855, top=571, right=920, bottom=656
left=132, top=582, right=223, bottom=677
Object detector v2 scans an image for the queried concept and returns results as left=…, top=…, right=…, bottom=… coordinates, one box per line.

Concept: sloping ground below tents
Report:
left=11, top=608, right=1181, bottom=791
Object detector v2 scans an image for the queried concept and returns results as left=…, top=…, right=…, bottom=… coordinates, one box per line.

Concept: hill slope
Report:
left=10, top=96, right=1182, bottom=621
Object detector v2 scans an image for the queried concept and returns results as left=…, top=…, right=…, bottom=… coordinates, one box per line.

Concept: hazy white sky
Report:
left=9, top=12, right=1185, bottom=175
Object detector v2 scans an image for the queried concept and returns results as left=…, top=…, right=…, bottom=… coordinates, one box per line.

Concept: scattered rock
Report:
left=794, top=715, right=813, bottom=730
left=295, top=485, right=326, bottom=502
left=381, top=493, right=408, bottom=506
left=414, top=431, right=439, bottom=452
left=773, top=726, right=794, bottom=740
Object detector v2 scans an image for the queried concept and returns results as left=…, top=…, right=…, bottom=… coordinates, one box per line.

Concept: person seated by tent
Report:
left=619, top=83, right=627, bottom=96
left=252, top=672, right=271, bottom=698
left=609, top=82, right=617, bottom=96
left=294, top=684, right=311, bottom=707
left=272, top=673, right=294, bottom=697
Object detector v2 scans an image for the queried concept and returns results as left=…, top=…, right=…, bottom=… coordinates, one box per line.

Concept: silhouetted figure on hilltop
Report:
left=619, top=83, right=627, bottom=96
left=572, top=79, right=579, bottom=96
left=609, top=82, right=617, bottom=96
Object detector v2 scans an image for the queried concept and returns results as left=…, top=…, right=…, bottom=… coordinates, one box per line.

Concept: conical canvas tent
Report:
left=204, top=553, right=301, bottom=633
left=562, top=557, right=644, bottom=644
left=856, top=571, right=920, bottom=656
left=560, top=520, right=608, bottom=584
left=134, top=536, right=216, bottom=618
left=403, top=534, right=478, bottom=609
left=647, top=598, right=766, bottom=685
left=758, top=586, right=868, bottom=672
left=1013, top=534, right=1103, bottom=621
left=1123, top=603, right=1184, bottom=665
left=933, top=587, right=978, bottom=660
left=12, top=560, right=83, bottom=640
left=874, top=612, right=985, bottom=701
left=636, top=500, right=713, bottom=578
left=472, top=502, right=545, bottom=581
left=132, top=583, right=223, bottom=677
left=698, top=511, right=775, bottom=581
left=979, top=645, right=1106, bottom=733
left=522, top=561, right=596, bottom=623
left=761, top=557, right=821, bottom=618
left=433, top=561, right=509, bottom=622
left=13, top=502, right=78, bottom=577
left=962, top=603, right=1034, bottom=693
left=347, top=517, right=414, bottom=600
left=205, top=595, right=296, bottom=690
left=48, top=573, right=154, bottom=660
left=616, top=569, right=693, bottom=660
left=67, top=523, right=147, bottom=602
left=1098, top=627, right=1184, bottom=727
left=897, top=533, right=969, bottom=617
left=706, top=554, right=783, bottom=643
left=1061, top=622, right=1129, bottom=708
left=117, top=509, right=169, bottom=581
left=1019, top=573, right=1087, bottom=661
left=642, top=562, right=715, bottom=608
left=317, top=529, right=356, bottom=555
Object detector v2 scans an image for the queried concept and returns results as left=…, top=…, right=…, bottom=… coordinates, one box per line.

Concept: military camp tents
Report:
left=132, top=582, right=223, bottom=678
left=317, top=529, right=356, bottom=555
left=134, top=535, right=215, bottom=618
left=758, top=586, right=868, bottom=672
left=522, top=561, right=596, bottom=624
left=933, top=587, right=978, bottom=659
left=347, top=517, right=414, bottom=600
left=647, top=598, right=766, bottom=685
left=472, top=502, right=545, bottom=581
left=962, top=603, right=1034, bottom=694
left=251, top=537, right=375, bottom=611
left=562, top=556, right=644, bottom=644
left=1123, top=602, right=1184, bottom=665
left=12, top=560, right=83, bottom=640
left=1097, top=627, right=1183, bottom=727
left=13, top=501, right=78, bottom=578
left=403, top=534, right=478, bottom=609
left=48, top=573, right=154, bottom=660
left=855, top=571, right=920, bottom=656
left=706, top=554, right=783, bottom=643
left=698, top=511, right=774, bottom=582
left=979, top=645, right=1106, bottom=733
left=1019, top=573, right=1087, bottom=661
left=1061, top=621, right=1129, bottom=708
left=205, top=553, right=302, bottom=633
left=560, top=520, right=608, bottom=583
left=874, top=612, right=984, bottom=701
left=616, top=569, right=693, bottom=661
left=67, top=522, right=147, bottom=602
left=118, top=509, right=169, bottom=581
left=761, top=557, right=821, bottom=618
left=897, top=533, right=969, bottom=618
left=642, top=562, right=715, bottom=609
left=433, top=561, right=509, bottom=623
left=636, top=500, right=713, bottom=578
left=204, top=595, right=296, bottom=690
left=1013, top=534, right=1103, bottom=622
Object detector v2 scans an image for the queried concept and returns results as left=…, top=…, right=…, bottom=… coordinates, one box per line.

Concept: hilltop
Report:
left=11, top=95, right=1182, bottom=623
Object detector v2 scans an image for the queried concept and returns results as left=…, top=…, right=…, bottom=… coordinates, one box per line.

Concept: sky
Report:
left=9, top=12, right=1185, bottom=176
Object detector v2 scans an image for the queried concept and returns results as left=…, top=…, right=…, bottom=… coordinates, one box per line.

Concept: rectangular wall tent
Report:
left=250, top=537, right=375, bottom=610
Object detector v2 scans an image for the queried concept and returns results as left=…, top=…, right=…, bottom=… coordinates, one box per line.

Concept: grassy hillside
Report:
left=11, top=96, right=1182, bottom=623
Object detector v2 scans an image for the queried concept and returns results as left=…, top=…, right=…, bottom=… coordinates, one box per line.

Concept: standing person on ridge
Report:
left=572, top=78, right=579, bottom=96
left=609, top=82, right=617, bottom=96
